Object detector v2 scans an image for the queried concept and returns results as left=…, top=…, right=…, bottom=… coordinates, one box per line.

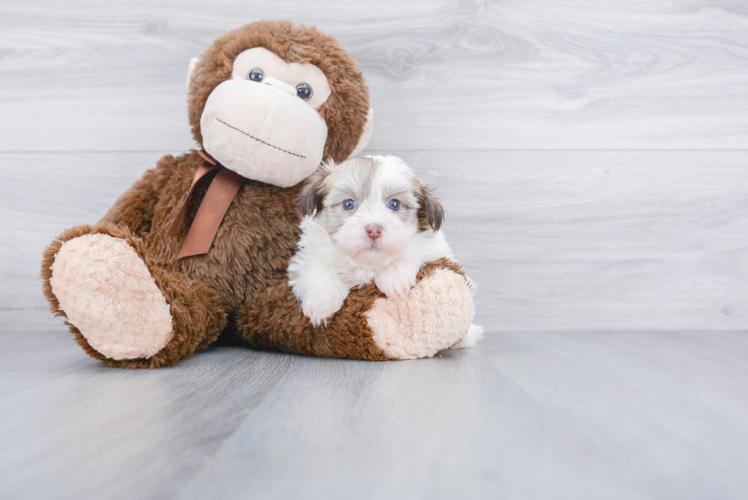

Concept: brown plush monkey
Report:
left=40, top=21, right=475, bottom=368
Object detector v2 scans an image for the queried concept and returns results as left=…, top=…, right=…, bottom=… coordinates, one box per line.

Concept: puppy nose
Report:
left=365, top=224, right=383, bottom=240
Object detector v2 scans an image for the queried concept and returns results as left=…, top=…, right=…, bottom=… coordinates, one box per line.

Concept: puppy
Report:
left=288, top=155, right=482, bottom=348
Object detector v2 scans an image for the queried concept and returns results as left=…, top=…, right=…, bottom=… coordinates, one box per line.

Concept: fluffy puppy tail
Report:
left=450, top=323, right=484, bottom=349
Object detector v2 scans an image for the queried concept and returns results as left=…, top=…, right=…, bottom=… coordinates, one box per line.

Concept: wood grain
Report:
left=1, top=331, right=747, bottom=499
left=1, top=0, right=747, bottom=151
left=2, top=3, right=748, bottom=499
left=3, top=150, right=746, bottom=332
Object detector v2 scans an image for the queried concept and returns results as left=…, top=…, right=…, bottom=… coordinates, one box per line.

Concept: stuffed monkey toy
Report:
left=41, top=20, right=475, bottom=368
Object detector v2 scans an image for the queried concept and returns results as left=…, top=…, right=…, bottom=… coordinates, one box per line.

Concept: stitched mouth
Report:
left=214, top=118, right=307, bottom=159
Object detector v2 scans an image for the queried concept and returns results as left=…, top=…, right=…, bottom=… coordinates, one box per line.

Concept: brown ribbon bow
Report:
left=167, top=151, right=245, bottom=259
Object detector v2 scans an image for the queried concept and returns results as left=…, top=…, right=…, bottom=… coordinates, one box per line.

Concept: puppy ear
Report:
left=299, top=163, right=331, bottom=216
left=416, top=181, right=444, bottom=231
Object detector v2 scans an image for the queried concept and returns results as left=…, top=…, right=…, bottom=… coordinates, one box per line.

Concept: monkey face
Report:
left=200, top=48, right=330, bottom=187
left=187, top=21, right=373, bottom=188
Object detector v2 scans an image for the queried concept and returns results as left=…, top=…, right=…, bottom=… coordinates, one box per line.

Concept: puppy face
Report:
left=299, top=155, right=444, bottom=267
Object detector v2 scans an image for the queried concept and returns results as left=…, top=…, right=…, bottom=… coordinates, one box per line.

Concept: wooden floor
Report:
left=1, top=328, right=747, bottom=499
left=2, top=0, right=748, bottom=498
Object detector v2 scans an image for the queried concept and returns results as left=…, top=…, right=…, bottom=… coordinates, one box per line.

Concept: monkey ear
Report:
left=298, top=163, right=331, bottom=216
left=416, top=182, right=445, bottom=232
left=186, top=57, right=199, bottom=90
left=349, top=108, right=374, bottom=158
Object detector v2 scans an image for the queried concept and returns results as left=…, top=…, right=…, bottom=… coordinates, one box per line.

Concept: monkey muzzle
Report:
left=200, top=79, right=328, bottom=188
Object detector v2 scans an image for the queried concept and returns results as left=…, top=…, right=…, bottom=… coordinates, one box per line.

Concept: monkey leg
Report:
left=238, top=258, right=474, bottom=360
left=41, top=223, right=227, bottom=368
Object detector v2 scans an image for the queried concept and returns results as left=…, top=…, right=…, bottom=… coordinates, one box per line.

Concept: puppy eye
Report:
left=387, top=199, right=401, bottom=211
left=249, top=68, right=264, bottom=82
left=296, top=83, right=312, bottom=101
left=343, top=199, right=356, bottom=211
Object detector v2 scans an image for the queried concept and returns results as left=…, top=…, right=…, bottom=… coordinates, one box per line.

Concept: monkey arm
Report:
left=99, top=155, right=179, bottom=236
left=237, top=258, right=474, bottom=360
left=238, top=274, right=388, bottom=360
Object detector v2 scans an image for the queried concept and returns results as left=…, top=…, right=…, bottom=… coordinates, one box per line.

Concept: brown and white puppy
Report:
left=289, top=155, right=483, bottom=347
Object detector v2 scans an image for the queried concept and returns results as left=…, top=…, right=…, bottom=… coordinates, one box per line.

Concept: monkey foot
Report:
left=49, top=233, right=173, bottom=360
left=365, top=268, right=474, bottom=359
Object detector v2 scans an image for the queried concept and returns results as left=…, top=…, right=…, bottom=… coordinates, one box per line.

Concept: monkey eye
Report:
left=387, top=199, right=401, bottom=211
left=343, top=199, right=356, bottom=211
left=296, top=83, right=312, bottom=101
left=249, top=68, right=264, bottom=82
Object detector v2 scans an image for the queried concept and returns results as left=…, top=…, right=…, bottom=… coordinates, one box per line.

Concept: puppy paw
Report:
left=301, top=290, right=347, bottom=327
left=375, top=260, right=419, bottom=298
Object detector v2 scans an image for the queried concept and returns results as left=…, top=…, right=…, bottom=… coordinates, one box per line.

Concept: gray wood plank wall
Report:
left=1, top=0, right=747, bottom=332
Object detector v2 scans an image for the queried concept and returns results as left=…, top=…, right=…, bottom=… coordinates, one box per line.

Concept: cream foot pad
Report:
left=50, top=234, right=173, bottom=360
left=367, top=269, right=474, bottom=359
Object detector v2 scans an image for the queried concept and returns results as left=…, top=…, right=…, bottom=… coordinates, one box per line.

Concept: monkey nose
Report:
left=365, top=224, right=383, bottom=240
left=262, top=77, right=297, bottom=96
